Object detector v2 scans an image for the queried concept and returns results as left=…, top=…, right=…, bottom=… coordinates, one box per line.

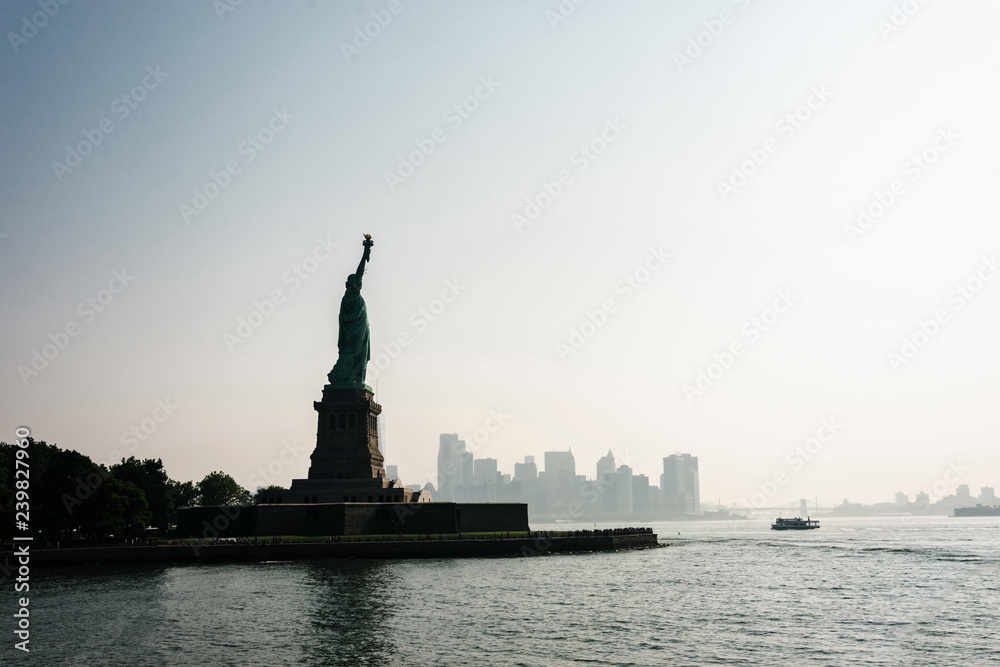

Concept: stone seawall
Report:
left=177, top=502, right=531, bottom=538
left=7, top=533, right=662, bottom=567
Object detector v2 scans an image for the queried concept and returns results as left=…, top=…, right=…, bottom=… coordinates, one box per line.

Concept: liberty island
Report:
left=169, top=235, right=658, bottom=556
left=3, top=235, right=659, bottom=568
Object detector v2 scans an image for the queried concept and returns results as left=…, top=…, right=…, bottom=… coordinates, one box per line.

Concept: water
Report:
left=23, top=517, right=1000, bottom=666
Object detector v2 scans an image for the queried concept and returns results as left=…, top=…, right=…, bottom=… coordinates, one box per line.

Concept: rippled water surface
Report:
left=28, top=517, right=1000, bottom=666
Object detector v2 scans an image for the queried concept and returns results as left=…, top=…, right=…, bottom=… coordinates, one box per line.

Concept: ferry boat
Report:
left=770, top=516, right=820, bottom=530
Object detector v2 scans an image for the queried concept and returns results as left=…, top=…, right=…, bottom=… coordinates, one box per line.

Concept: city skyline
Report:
left=422, top=431, right=993, bottom=515
left=431, top=432, right=704, bottom=521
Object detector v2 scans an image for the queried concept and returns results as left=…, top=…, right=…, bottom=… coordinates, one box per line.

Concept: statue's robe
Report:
left=327, top=276, right=370, bottom=387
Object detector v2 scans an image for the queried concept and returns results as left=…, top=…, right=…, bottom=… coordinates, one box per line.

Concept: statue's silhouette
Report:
left=327, top=235, right=373, bottom=389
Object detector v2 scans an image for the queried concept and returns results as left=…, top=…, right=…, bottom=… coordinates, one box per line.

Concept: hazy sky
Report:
left=3, top=0, right=999, bottom=507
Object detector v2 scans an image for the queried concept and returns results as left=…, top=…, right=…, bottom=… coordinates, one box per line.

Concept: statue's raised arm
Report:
left=327, top=235, right=374, bottom=390
left=353, top=234, right=373, bottom=287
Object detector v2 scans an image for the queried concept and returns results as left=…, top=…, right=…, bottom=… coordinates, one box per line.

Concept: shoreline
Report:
left=4, top=533, right=663, bottom=567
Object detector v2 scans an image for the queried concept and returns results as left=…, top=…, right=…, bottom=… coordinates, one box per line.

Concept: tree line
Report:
left=0, top=438, right=255, bottom=542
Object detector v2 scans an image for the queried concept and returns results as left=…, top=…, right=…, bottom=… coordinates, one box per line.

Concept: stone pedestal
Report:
left=286, top=386, right=419, bottom=503
left=308, top=386, right=384, bottom=481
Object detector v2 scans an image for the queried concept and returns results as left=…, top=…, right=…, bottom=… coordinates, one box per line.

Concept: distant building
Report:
left=436, top=434, right=466, bottom=501
left=616, top=464, right=633, bottom=516
left=545, top=450, right=576, bottom=477
left=632, top=474, right=651, bottom=516
left=894, top=491, right=908, bottom=507
left=597, top=450, right=616, bottom=481
left=514, top=456, right=537, bottom=482
left=596, top=450, right=617, bottom=514
left=981, top=486, right=997, bottom=504
left=956, top=484, right=971, bottom=500
left=542, top=450, right=577, bottom=506
left=915, top=491, right=930, bottom=507
left=377, top=410, right=386, bottom=458
left=385, top=465, right=398, bottom=481
left=474, top=457, right=498, bottom=485
left=800, top=498, right=808, bottom=515
left=661, top=453, right=700, bottom=515
left=462, top=452, right=473, bottom=497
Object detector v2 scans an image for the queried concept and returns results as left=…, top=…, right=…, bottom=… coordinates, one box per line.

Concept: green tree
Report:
left=111, top=457, right=173, bottom=530
left=88, top=477, right=152, bottom=539
left=255, top=485, right=287, bottom=504
left=197, top=471, right=252, bottom=505
left=169, top=479, right=200, bottom=511
left=0, top=439, right=112, bottom=540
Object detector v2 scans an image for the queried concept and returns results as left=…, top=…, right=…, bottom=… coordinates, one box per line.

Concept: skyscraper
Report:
left=437, top=433, right=466, bottom=501
left=596, top=450, right=616, bottom=482
left=543, top=450, right=577, bottom=502
left=661, top=453, right=700, bottom=515
left=514, top=456, right=537, bottom=482
left=544, top=450, right=576, bottom=477
left=461, top=452, right=474, bottom=501
left=616, top=464, right=633, bottom=516
left=474, top=457, right=499, bottom=484
left=596, top=450, right=617, bottom=514
left=632, top=474, right=650, bottom=516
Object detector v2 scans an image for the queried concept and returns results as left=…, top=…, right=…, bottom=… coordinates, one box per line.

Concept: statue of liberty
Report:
left=327, top=235, right=374, bottom=390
